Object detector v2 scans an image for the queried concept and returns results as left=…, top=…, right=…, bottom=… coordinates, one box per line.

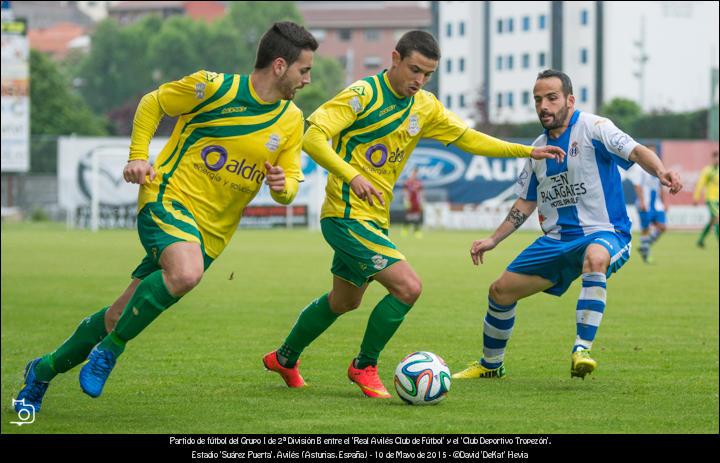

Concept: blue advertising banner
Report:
left=394, top=139, right=532, bottom=204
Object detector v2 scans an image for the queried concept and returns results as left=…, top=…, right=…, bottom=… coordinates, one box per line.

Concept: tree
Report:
left=30, top=50, right=107, bottom=172
left=598, top=98, right=642, bottom=133
left=294, top=56, right=344, bottom=117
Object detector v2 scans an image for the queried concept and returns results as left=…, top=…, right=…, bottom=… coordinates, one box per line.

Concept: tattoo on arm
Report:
left=505, top=207, right=528, bottom=230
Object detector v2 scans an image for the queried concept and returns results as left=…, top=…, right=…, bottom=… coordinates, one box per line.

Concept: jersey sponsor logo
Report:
left=517, top=170, right=530, bottom=187
left=349, top=96, right=363, bottom=114
left=364, top=144, right=405, bottom=168
left=200, top=145, right=266, bottom=184
left=569, top=141, right=579, bottom=157
left=349, top=86, right=366, bottom=96
left=610, top=132, right=631, bottom=152
left=379, top=104, right=397, bottom=116
left=221, top=106, right=247, bottom=114
left=540, top=172, right=588, bottom=208
left=407, top=114, right=420, bottom=136
left=371, top=255, right=388, bottom=270
left=265, top=134, right=280, bottom=152
left=195, top=83, right=206, bottom=100
left=365, top=144, right=388, bottom=167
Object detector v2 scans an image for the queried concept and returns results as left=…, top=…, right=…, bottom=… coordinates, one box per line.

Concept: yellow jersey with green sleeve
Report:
left=137, top=70, right=304, bottom=258
left=307, top=71, right=467, bottom=229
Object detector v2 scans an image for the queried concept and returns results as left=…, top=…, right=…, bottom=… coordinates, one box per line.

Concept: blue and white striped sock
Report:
left=640, top=236, right=651, bottom=254
left=573, top=272, right=607, bottom=352
left=649, top=228, right=661, bottom=244
left=481, top=297, right=516, bottom=369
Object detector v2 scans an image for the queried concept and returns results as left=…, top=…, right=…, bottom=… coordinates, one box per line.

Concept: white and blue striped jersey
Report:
left=627, top=164, right=665, bottom=212
left=515, top=110, right=639, bottom=241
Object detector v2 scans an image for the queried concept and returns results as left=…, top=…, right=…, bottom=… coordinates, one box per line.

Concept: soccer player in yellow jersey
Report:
left=263, top=31, right=565, bottom=398
left=694, top=150, right=719, bottom=247
left=14, top=22, right=317, bottom=413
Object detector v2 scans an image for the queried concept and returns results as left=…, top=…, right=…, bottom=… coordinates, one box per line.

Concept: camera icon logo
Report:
left=10, top=399, right=36, bottom=426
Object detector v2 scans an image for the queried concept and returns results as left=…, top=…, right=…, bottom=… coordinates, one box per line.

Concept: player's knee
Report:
left=166, top=268, right=203, bottom=295
left=329, top=296, right=362, bottom=314
left=489, top=280, right=514, bottom=306
left=584, top=253, right=609, bottom=273
left=394, top=276, right=422, bottom=305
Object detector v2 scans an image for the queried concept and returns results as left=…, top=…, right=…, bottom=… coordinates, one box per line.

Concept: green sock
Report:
left=99, top=270, right=179, bottom=357
left=33, top=307, right=110, bottom=382
left=280, top=293, right=337, bottom=367
left=356, top=294, right=412, bottom=369
left=699, top=223, right=712, bottom=243
left=715, top=223, right=719, bottom=239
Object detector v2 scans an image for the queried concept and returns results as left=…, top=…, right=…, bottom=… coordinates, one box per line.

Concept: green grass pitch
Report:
left=1, top=222, right=717, bottom=433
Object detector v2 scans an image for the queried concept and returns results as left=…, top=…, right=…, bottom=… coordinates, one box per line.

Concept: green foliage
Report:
left=29, top=50, right=107, bottom=172
left=598, top=97, right=642, bottom=132
left=69, top=2, right=343, bottom=134
left=1, top=225, right=718, bottom=433
left=294, top=56, right=345, bottom=117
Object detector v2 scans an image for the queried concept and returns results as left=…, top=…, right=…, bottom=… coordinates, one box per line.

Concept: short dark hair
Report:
left=395, top=30, right=441, bottom=61
left=255, top=22, right=318, bottom=69
left=537, top=69, right=573, bottom=96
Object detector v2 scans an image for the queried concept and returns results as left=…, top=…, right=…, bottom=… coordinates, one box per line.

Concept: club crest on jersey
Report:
left=407, top=114, right=420, bottom=136
left=569, top=142, right=579, bottom=157
left=266, top=134, right=281, bottom=152
left=349, top=96, right=363, bottom=114
left=195, top=83, right=206, bottom=100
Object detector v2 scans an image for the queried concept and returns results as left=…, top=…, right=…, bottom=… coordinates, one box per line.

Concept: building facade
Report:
left=438, top=1, right=720, bottom=125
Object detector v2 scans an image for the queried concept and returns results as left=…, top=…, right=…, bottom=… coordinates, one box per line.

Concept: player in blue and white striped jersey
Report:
left=453, top=70, right=682, bottom=380
left=627, top=149, right=668, bottom=263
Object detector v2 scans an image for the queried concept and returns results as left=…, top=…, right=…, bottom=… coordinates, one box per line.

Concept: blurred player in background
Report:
left=263, top=31, right=565, bottom=399
left=628, top=144, right=668, bottom=263
left=453, top=70, right=682, bottom=381
left=14, top=22, right=316, bottom=414
left=403, top=167, right=424, bottom=238
left=693, top=150, right=719, bottom=248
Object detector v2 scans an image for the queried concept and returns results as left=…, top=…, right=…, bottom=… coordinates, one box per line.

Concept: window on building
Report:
left=497, top=19, right=503, bottom=34
left=364, top=56, right=382, bottom=69
left=507, top=91, right=514, bottom=108
left=496, top=55, right=503, bottom=71
left=580, top=87, right=588, bottom=103
left=339, top=29, right=352, bottom=41
left=522, top=53, right=530, bottom=69
left=580, top=48, right=588, bottom=64
left=446, top=22, right=452, bottom=37
left=446, top=59, right=452, bottom=73
left=522, top=16, right=530, bottom=31
left=507, top=55, right=514, bottom=70
left=581, top=9, right=589, bottom=26
left=539, top=52, right=546, bottom=67
left=365, top=29, right=380, bottom=41
left=446, top=95, right=453, bottom=109
left=507, top=18, right=514, bottom=33
left=459, top=57, right=465, bottom=72
left=459, top=94, right=466, bottom=108
left=459, top=21, right=465, bottom=36
left=310, top=29, right=326, bottom=41
left=496, top=92, right=503, bottom=109
left=522, top=90, right=530, bottom=106
left=539, top=14, right=546, bottom=30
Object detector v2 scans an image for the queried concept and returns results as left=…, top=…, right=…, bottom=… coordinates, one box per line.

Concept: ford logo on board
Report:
left=399, top=148, right=466, bottom=188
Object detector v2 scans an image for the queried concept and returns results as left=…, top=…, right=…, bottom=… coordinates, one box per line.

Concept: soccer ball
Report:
left=394, top=351, right=451, bottom=405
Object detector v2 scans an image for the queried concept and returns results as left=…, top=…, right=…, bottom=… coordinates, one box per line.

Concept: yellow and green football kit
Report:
left=305, top=70, right=535, bottom=286
left=129, top=70, right=304, bottom=278
left=694, top=164, right=719, bottom=216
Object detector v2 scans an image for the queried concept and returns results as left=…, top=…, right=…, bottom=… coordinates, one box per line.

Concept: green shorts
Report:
left=320, top=217, right=406, bottom=287
left=131, top=201, right=214, bottom=280
left=707, top=200, right=719, bottom=218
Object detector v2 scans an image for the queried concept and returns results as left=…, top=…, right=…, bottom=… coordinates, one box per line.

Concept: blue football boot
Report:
left=15, top=358, right=50, bottom=414
left=79, top=346, right=117, bottom=398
